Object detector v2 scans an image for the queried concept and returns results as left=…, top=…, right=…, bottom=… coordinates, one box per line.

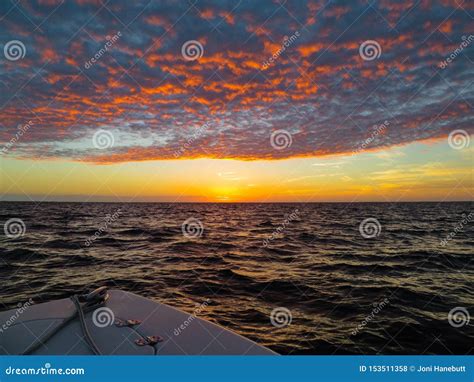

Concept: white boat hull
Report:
left=0, top=290, right=276, bottom=355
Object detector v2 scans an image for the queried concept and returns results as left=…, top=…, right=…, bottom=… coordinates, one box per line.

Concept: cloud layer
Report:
left=0, top=0, right=473, bottom=163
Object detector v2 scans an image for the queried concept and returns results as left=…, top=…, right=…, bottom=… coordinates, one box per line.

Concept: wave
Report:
left=1, top=201, right=472, bottom=355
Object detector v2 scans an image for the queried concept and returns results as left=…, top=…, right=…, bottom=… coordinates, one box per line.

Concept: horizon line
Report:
left=0, top=199, right=471, bottom=204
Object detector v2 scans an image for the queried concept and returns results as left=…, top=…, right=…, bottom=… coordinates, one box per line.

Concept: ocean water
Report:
left=0, top=202, right=473, bottom=355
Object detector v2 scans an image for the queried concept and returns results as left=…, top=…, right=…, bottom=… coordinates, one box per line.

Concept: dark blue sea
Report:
left=1, top=202, right=472, bottom=354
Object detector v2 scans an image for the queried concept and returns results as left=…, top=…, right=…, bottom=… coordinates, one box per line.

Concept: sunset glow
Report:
left=0, top=0, right=472, bottom=202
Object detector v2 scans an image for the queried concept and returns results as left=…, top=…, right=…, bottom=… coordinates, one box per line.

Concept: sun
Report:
left=210, top=185, right=240, bottom=202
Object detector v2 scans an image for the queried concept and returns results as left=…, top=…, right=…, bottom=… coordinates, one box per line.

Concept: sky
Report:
left=0, top=0, right=472, bottom=202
